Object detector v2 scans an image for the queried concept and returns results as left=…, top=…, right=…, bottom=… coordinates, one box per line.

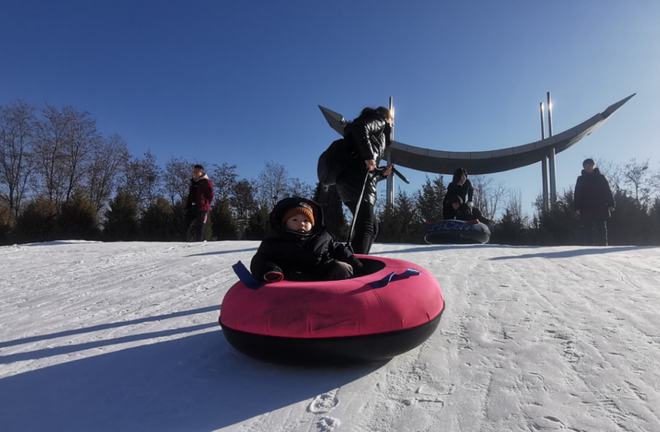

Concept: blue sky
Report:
left=2, top=0, right=658, bottom=216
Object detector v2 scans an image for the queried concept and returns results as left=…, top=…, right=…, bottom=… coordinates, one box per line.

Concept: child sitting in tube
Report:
left=250, top=197, right=362, bottom=282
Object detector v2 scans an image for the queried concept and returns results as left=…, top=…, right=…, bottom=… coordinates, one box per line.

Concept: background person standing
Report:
left=574, top=158, right=614, bottom=246
left=185, top=164, right=214, bottom=241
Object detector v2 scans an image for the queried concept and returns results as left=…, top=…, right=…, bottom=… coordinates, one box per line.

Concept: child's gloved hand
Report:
left=263, top=271, right=284, bottom=283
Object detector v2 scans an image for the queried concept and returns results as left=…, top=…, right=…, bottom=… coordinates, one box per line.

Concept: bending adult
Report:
left=335, top=106, right=393, bottom=254
left=445, top=194, right=490, bottom=225
left=185, top=164, right=214, bottom=241
left=443, top=168, right=473, bottom=219
left=574, top=158, right=614, bottom=246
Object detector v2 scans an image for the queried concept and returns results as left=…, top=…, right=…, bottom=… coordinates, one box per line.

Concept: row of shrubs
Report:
left=0, top=192, right=253, bottom=245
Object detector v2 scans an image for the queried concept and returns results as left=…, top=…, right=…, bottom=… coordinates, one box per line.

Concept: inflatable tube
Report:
left=219, top=256, right=444, bottom=362
left=424, top=219, right=491, bottom=244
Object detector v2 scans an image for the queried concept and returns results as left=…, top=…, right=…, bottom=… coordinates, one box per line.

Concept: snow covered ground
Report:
left=1, top=240, right=660, bottom=432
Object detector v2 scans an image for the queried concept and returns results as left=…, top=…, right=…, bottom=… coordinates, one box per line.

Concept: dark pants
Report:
left=346, top=201, right=378, bottom=254
left=186, top=209, right=208, bottom=242
left=582, top=218, right=608, bottom=246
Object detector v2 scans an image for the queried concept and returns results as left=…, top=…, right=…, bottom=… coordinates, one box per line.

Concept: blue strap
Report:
left=370, top=268, right=420, bottom=288
left=232, top=261, right=262, bottom=290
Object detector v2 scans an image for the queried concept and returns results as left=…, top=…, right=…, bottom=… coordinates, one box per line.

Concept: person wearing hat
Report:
left=185, top=164, right=214, bottom=241
left=250, top=197, right=361, bottom=282
left=574, top=158, right=614, bottom=246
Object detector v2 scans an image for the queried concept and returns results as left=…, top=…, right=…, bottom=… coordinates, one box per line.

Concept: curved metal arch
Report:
left=319, top=94, right=635, bottom=175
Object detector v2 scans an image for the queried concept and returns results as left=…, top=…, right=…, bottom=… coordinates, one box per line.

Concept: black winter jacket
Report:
left=574, top=168, right=614, bottom=220
left=336, top=110, right=391, bottom=205
left=443, top=180, right=474, bottom=219
left=250, top=198, right=355, bottom=281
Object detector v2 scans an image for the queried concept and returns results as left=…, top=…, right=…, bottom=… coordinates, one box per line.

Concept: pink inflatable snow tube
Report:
left=219, top=255, right=445, bottom=361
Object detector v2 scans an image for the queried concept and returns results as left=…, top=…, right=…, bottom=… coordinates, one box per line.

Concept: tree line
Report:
left=2, top=101, right=659, bottom=245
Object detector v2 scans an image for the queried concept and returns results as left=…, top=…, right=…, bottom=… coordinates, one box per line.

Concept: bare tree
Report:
left=33, top=105, right=68, bottom=205
left=87, top=135, right=129, bottom=212
left=505, top=189, right=523, bottom=221
left=0, top=101, right=35, bottom=217
left=211, top=162, right=238, bottom=202
left=622, top=158, right=651, bottom=206
left=163, top=157, right=193, bottom=205
left=61, top=107, right=99, bottom=203
left=287, top=177, right=314, bottom=199
left=120, top=151, right=162, bottom=209
left=471, top=175, right=506, bottom=221
left=33, top=105, right=98, bottom=205
left=255, top=161, right=289, bottom=208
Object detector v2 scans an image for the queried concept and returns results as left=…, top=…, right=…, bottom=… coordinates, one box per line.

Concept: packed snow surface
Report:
left=1, top=240, right=660, bottom=432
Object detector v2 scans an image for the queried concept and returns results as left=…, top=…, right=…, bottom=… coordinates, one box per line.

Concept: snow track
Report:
left=1, top=241, right=660, bottom=431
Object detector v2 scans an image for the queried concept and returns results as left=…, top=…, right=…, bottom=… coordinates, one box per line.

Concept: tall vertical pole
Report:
left=546, top=92, right=553, bottom=136
left=540, top=102, right=545, bottom=140
left=540, top=101, right=549, bottom=211
left=542, top=158, right=549, bottom=211
left=386, top=96, right=395, bottom=207
left=547, top=91, right=557, bottom=204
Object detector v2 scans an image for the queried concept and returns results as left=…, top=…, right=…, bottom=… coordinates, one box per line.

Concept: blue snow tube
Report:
left=424, top=219, right=491, bottom=244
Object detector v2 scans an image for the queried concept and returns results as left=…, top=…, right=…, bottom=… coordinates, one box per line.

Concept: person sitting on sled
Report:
left=250, top=197, right=362, bottom=283
left=442, top=167, right=474, bottom=221
left=444, top=194, right=490, bottom=224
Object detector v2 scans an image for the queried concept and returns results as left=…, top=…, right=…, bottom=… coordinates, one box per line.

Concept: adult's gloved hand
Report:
left=263, top=271, right=284, bottom=283
left=349, top=255, right=364, bottom=269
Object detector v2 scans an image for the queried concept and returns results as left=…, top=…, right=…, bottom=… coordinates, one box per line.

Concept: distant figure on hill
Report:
left=443, top=168, right=474, bottom=219
left=574, top=158, right=614, bottom=246
left=334, top=106, right=394, bottom=254
left=185, top=164, right=214, bottom=241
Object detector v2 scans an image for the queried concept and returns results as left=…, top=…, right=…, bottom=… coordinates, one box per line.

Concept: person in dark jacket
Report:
left=185, top=164, right=214, bottom=241
left=443, top=168, right=474, bottom=219
left=335, top=106, right=394, bottom=254
left=250, top=197, right=362, bottom=282
left=574, top=158, right=614, bottom=246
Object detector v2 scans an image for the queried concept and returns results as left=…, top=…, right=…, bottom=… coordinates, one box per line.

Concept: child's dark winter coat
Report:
left=250, top=197, right=358, bottom=282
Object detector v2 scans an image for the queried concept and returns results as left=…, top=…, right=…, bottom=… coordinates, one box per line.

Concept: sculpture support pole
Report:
left=540, top=102, right=548, bottom=211
left=542, top=157, right=549, bottom=211
left=548, top=147, right=557, bottom=203
left=547, top=92, right=557, bottom=204
left=386, top=96, right=395, bottom=207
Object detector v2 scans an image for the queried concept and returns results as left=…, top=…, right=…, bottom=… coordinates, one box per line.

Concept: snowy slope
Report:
left=1, top=240, right=660, bottom=432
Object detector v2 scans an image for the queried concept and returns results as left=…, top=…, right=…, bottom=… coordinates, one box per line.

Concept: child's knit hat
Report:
left=281, top=202, right=315, bottom=227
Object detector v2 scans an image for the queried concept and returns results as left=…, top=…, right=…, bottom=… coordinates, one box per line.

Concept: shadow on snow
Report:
left=372, top=243, right=503, bottom=255
left=0, top=305, right=220, bottom=350
left=185, top=247, right=258, bottom=257
left=489, top=245, right=656, bottom=260
left=0, top=330, right=381, bottom=431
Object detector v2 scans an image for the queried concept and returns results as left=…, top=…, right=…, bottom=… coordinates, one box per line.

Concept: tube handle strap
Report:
left=370, top=268, right=420, bottom=288
left=232, top=261, right=262, bottom=290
